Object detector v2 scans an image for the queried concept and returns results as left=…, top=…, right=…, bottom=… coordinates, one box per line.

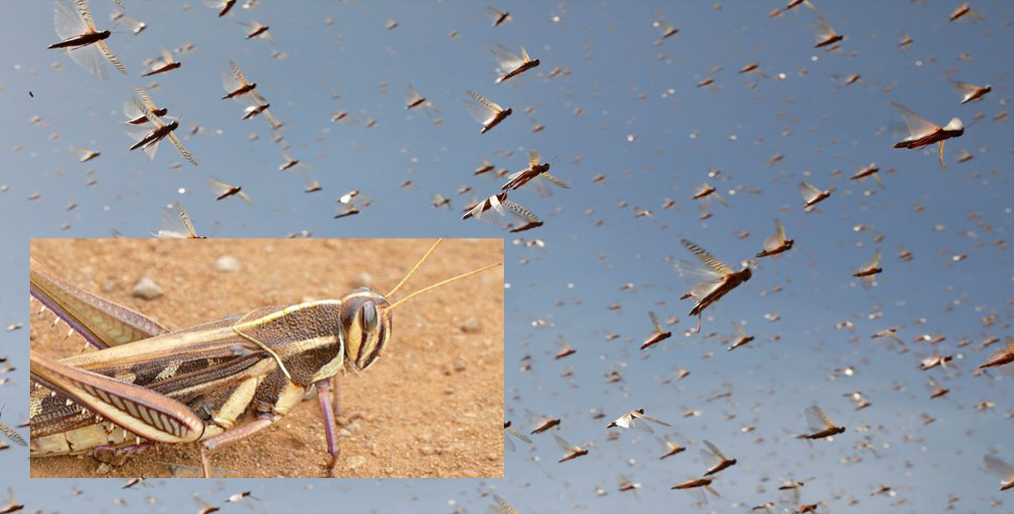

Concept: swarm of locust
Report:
left=29, top=239, right=501, bottom=477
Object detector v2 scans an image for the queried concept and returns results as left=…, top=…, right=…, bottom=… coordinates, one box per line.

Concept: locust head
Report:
left=339, top=287, right=392, bottom=372
left=337, top=240, right=502, bottom=374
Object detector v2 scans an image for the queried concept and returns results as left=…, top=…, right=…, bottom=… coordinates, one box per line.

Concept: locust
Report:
left=29, top=239, right=501, bottom=477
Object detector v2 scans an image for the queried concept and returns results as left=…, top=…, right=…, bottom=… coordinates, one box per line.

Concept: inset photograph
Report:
left=29, top=238, right=503, bottom=478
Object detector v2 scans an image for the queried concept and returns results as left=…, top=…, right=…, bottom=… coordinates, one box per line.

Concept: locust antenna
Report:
left=388, top=262, right=503, bottom=311
left=386, top=239, right=444, bottom=298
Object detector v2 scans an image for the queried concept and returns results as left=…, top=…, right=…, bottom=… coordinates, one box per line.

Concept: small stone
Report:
left=102, top=281, right=116, bottom=293
left=347, top=455, right=367, bottom=470
left=461, top=469, right=479, bottom=478
left=444, top=384, right=456, bottom=395
left=214, top=255, right=241, bottom=272
left=420, top=446, right=436, bottom=456
left=131, top=277, right=163, bottom=300
left=337, top=428, right=352, bottom=438
left=419, top=433, right=433, bottom=443
left=95, top=463, right=111, bottom=474
left=453, top=357, right=467, bottom=372
left=460, top=317, right=481, bottom=334
left=345, top=421, right=360, bottom=434
left=355, top=272, right=372, bottom=287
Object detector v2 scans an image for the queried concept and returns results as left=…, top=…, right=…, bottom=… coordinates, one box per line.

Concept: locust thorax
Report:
left=339, top=287, right=392, bottom=372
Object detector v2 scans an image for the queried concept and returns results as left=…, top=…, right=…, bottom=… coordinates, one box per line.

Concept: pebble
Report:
left=460, top=317, right=481, bottom=334
left=347, top=455, right=367, bottom=470
left=345, top=421, right=360, bottom=434
left=131, top=277, right=163, bottom=300
left=338, top=428, right=352, bottom=439
left=355, top=272, right=372, bottom=287
left=454, top=357, right=467, bottom=372
left=214, top=255, right=241, bottom=272
left=102, top=281, right=116, bottom=293
left=420, top=446, right=436, bottom=456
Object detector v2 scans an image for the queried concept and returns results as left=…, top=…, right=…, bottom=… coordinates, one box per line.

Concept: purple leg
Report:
left=315, top=379, right=340, bottom=477
left=330, top=375, right=343, bottom=417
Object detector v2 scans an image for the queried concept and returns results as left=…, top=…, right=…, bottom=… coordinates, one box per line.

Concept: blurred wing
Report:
left=230, top=60, right=250, bottom=84
left=542, top=172, right=570, bottom=189
left=135, top=86, right=157, bottom=111
left=775, top=218, right=786, bottom=240
left=798, top=182, right=820, bottom=202
left=762, top=233, right=783, bottom=252
left=162, top=47, right=174, bottom=64
left=804, top=405, right=829, bottom=432
left=74, top=0, right=97, bottom=30
left=815, top=16, right=837, bottom=41
left=493, top=494, right=518, bottom=514
left=649, top=311, right=663, bottom=332
left=629, top=418, right=654, bottom=433
left=506, top=427, right=531, bottom=445
left=467, top=90, right=501, bottom=112
left=674, top=259, right=724, bottom=298
left=157, top=202, right=197, bottom=238
left=681, top=239, right=733, bottom=275
left=504, top=432, right=515, bottom=451
left=867, top=249, right=882, bottom=269
left=891, top=102, right=940, bottom=139
left=66, top=42, right=108, bottom=79
left=463, top=99, right=496, bottom=125
left=612, top=413, right=635, bottom=429
left=635, top=412, right=671, bottom=426
left=222, top=70, right=244, bottom=94
left=528, top=149, right=540, bottom=167
left=503, top=200, right=541, bottom=225
left=985, top=455, right=1014, bottom=481
left=683, top=486, right=708, bottom=505
left=703, top=440, right=726, bottom=460
left=492, top=44, right=524, bottom=71
left=133, top=96, right=163, bottom=126
left=167, top=133, right=197, bottom=166
left=1007, top=336, right=1014, bottom=354
left=733, top=322, right=746, bottom=337
left=553, top=433, right=577, bottom=453
left=97, top=40, right=127, bottom=75
left=950, top=80, right=977, bottom=93
left=55, top=0, right=89, bottom=40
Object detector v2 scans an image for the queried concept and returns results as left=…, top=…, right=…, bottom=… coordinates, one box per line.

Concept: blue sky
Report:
left=3, top=0, right=1014, bottom=512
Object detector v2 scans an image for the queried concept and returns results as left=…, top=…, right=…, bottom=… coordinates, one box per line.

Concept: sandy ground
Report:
left=29, top=238, right=503, bottom=478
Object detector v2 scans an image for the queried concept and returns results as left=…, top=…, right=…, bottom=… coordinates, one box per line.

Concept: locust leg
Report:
left=315, top=379, right=341, bottom=477
left=30, top=257, right=169, bottom=349
left=329, top=375, right=342, bottom=416
left=938, top=140, right=946, bottom=169
left=200, top=415, right=275, bottom=478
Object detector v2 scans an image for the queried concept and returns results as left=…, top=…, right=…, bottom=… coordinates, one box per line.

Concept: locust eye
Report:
left=360, top=301, right=378, bottom=333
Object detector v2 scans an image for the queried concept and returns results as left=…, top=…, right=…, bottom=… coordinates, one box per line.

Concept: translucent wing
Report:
left=798, top=182, right=821, bottom=203
left=891, top=102, right=940, bottom=139
left=542, top=172, right=570, bottom=189
left=866, top=249, right=882, bottom=269
left=649, top=311, right=663, bottom=332
left=1007, top=336, right=1014, bottom=354
left=406, top=84, right=422, bottom=105
left=681, top=239, right=733, bottom=275
left=775, top=218, right=786, bottom=240
left=634, top=411, right=671, bottom=427
left=506, top=426, right=531, bottom=445
left=492, top=44, right=524, bottom=72
left=97, top=40, right=127, bottom=75
left=553, top=432, right=578, bottom=453
left=683, top=486, right=709, bottom=505
left=520, top=46, right=531, bottom=62
left=66, top=42, right=108, bottom=79
left=804, top=405, right=830, bottom=432
left=674, top=259, right=724, bottom=299
left=467, top=91, right=501, bottom=112
left=815, top=16, right=838, bottom=42
left=984, top=455, right=1014, bottom=481
left=55, top=0, right=89, bottom=41
left=504, top=432, right=515, bottom=451
left=702, top=440, right=726, bottom=461
left=528, top=150, right=540, bottom=168
left=157, top=201, right=199, bottom=238
left=733, top=322, right=747, bottom=337
left=950, top=80, right=979, bottom=93
left=167, top=132, right=198, bottom=166
left=122, top=122, right=157, bottom=159
left=464, top=98, right=496, bottom=125
left=656, top=19, right=676, bottom=36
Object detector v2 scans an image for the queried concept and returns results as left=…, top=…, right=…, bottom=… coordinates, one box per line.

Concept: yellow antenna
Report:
left=386, top=239, right=443, bottom=298
left=388, top=262, right=503, bottom=311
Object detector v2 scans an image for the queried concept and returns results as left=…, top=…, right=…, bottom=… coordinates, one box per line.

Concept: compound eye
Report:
left=360, top=301, right=378, bottom=333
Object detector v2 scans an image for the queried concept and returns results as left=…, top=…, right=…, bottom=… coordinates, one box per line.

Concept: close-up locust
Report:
left=29, top=238, right=504, bottom=478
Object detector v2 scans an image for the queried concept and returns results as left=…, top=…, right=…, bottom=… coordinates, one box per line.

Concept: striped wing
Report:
left=681, top=239, right=733, bottom=275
